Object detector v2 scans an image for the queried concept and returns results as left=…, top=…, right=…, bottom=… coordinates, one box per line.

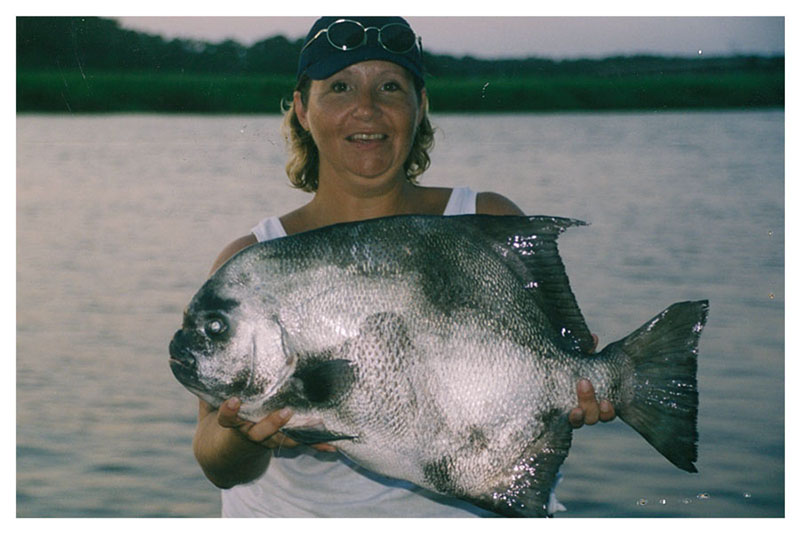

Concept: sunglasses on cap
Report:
left=301, top=18, right=421, bottom=55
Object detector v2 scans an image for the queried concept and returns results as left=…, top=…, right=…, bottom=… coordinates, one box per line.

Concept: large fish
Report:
left=169, top=215, right=708, bottom=517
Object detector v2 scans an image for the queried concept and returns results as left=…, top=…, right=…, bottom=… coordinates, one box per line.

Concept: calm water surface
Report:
left=16, top=110, right=784, bottom=517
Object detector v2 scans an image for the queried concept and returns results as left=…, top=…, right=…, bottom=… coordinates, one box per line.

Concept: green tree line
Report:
left=16, top=16, right=785, bottom=113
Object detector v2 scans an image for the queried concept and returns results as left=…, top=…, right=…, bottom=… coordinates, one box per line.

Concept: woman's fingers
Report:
left=569, top=379, right=615, bottom=428
left=246, top=408, right=295, bottom=444
left=217, top=398, right=246, bottom=429
left=217, top=399, right=297, bottom=447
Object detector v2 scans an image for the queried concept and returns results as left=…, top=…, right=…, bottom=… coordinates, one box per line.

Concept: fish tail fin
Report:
left=609, top=300, right=709, bottom=473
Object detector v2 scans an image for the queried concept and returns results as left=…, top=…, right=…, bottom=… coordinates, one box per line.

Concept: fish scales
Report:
left=170, top=214, right=708, bottom=517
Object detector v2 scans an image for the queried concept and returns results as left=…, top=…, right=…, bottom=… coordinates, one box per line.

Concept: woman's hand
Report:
left=218, top=398, right=337, bottom=453
left=568, top=334, right=616, bottom=428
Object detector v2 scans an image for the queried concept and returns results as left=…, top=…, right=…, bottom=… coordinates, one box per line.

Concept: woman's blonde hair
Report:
left=281, top=75, right=435, bottom=192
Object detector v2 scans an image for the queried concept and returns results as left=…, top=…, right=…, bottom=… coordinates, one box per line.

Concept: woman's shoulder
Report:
left=475, top=191, right=525, bottom=215
left=411, top=186, right=454, bottom=214
left=416, top=186, right=523, bottom=215
left=209, top=234, right=257, bottom=276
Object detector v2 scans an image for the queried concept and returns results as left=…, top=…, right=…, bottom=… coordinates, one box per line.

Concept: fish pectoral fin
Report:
left=291, top=358, right=356, bottom=406
left=281, top=426, right=357, bottom=445
left=484, top=414, right=573, bottom=518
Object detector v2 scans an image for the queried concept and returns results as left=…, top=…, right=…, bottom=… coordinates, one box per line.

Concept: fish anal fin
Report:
left=479, top=413, right=573, bottom=518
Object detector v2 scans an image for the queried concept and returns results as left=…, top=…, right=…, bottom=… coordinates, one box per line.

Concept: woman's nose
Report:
left=352, top=89, right=380, bottom=120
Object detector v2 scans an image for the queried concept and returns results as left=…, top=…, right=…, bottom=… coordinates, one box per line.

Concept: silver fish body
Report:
left=169, top=215, right=708, bottom=517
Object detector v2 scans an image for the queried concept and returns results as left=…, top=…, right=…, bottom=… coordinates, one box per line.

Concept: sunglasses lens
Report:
left=379, top=24, right=417, bottom=53
left=327, top=20, right=365, bottom=50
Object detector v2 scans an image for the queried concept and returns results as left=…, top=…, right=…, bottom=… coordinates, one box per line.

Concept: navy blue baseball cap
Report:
left=297, top=16, right=424, bottom=86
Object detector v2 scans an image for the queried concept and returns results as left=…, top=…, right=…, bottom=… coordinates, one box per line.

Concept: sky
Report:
left=114, top=13, right=785, bottom=60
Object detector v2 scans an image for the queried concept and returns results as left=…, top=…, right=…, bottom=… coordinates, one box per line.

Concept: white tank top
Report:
left=250, top=186, right=477, bottom=242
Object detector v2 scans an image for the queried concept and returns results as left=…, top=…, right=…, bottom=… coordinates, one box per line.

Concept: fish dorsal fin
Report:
left=465, top=215, right=594, bottom=354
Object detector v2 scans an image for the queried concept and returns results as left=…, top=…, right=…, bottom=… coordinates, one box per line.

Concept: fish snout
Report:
left=169, top=329, right=198, bottom=376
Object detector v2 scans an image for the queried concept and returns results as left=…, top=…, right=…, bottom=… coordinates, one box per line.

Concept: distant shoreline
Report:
left=17, top=17, right=784, bottom=114
left=16, top=70, right=784, bottom=114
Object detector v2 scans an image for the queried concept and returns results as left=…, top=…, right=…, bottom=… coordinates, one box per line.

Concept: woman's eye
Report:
left=382, top=81, right=401, bottom=92
left=331, top=81, right=348, bottom=93
left=205, top=317, right=227, bottom=337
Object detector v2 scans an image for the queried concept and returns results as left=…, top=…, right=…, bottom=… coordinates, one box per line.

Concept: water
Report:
left=16, top=110, right=784, bottom=517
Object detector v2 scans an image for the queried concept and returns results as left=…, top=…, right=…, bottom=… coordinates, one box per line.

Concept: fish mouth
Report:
left=168, top=356, right=192, bottom=372
left=169, top=354, right=201, bottom=389
left=168, top=332, right=219, bottom=400
left=168, top=333, right=200, bottom=385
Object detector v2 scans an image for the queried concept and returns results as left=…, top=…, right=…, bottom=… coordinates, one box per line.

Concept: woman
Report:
left=193, top=16, right=615, bottom=517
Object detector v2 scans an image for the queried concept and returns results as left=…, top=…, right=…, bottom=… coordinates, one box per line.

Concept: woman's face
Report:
left=295, top=60, right=426, bottom=187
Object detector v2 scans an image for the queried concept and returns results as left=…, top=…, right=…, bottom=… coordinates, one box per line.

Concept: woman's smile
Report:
left=347, top=132, right=388, bottom=142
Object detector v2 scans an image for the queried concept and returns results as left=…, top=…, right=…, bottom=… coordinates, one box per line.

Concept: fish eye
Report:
left=204, top=316, right=228, bottom=337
